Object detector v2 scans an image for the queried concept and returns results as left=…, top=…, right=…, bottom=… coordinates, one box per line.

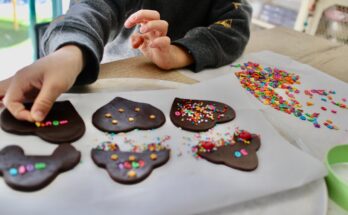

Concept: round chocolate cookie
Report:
left=196, top=130, right=261, bottom=171
left=92, top=97, right=166, bottom=133
left=91, top=142, right=170, bottom=184
left=0, top=101, right=85, bottom=144
left=0, top=144, right=81, bottom=191
left=170, top=98, right=236, bottom=132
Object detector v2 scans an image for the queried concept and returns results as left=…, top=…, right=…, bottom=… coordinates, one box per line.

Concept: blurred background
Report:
left=0, top=0, right=347, bottom=81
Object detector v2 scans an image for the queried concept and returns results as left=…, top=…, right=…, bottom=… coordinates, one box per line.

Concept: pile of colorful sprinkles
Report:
left=96, top=135, right=171, bottom=153
left=233, top=62, right=346, bottom=130
left=175, top=101, right=228, bottom=125
left=95, top=141, right=119, bottom=151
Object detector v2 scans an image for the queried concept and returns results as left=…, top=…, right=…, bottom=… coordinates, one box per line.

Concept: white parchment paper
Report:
left=182, top=51, right=348, bottom=160
left=0, top=72, right=326, bottom=215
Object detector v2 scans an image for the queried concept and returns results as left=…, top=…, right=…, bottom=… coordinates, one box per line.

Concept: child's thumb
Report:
left=30, top=82, right=64, bottom=122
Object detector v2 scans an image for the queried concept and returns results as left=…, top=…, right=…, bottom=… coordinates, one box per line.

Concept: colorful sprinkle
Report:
left=234, top=151, right=242, bottom=158
left=238, top=130, right=252, bottom=140
left=150, top=153, right=158, bottom=160
left=240, top=149, right=248, bottom=156
left=131, top=161, right=140, bottom=169
left=306, top=102, right=314, bottom=106
left=149, top=115, right=156, bottom=120
left=118, top=163, right=124, bottom=170
left=127, top=170, right=137, bottom=178
left=110, top=154, right=118, bottom=161
left=139, top=160, right=145, bottom=167
left=26, top=164, right=35, bottom=172
left=200, top=141, right=215, bottom=151
left=124, top=162, right=132, bottom=169
left=18, top=165, right=26, bottom=175
left=128, top=117, right=135, bottom=122
left=9, top=168, right=18, bottom=176
left=60, top=120, right=68, bottom=125
left=35, top=162, right=46, bottom=170
left=129, top=155, right=136, bottom=161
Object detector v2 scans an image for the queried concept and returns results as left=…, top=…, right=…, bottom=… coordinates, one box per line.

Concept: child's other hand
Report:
left=2, top=45, right=83, bottom=122
left=124, top=10, right=193, bottom=70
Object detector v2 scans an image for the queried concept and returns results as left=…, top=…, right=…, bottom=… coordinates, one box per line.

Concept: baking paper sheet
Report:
left=182, top=51, right=348, bottom=160
left=0, top=73, right=326, bottom=215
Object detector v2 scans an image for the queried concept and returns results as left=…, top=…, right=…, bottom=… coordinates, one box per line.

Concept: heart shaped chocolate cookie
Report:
left=92, top=97, right=166, bottom=133
left=170, top=98, right=236, bottom=132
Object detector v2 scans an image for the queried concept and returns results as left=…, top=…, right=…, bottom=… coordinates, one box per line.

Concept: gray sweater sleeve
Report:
left=41, top=0, right=121, bottom=85
left=172, top=0, right=252, bottom=72
left=41, top=0, right=251, bottom=84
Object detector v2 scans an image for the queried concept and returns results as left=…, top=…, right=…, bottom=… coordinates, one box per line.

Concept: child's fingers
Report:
left=130, top=33, right=145, bottom=49
left=3, top=81, right=33, bottom=122
left=150, top=36, right=171, bottom=51
left=0, top=78, right=10, bottom=107
left=0, top=77, right=12, bottom=97
left=30, top=79, right=66, bottom=122
left=5, top=102, right=32, bottom=121
left=124, top=10, right=160, bottom=28
left=140, top=20, right=168, bottom=36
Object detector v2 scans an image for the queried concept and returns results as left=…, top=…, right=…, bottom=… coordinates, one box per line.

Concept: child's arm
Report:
left=172, top=0, right=252, bottom=72
left=41, top=0, right=122, bottom=85
left=2, top=0, right=121, bottom=121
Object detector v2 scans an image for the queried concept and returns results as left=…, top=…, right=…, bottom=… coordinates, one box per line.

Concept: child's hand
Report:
left=0, top=77, right=11, bottom=108
left=124, top=10, right=193, bottom=70
left=2, top=45, right=83, bottom=122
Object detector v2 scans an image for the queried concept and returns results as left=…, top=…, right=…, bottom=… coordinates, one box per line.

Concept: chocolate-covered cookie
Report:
left=0, top=144, right=81, bottom=191
left=170, top=98, right=236, bottom=132
left=92, top=97, right=166, bottom=133
left=91, top=142, right=170, bottom=184
left=0, top=101, right=85, bottom=144
left=195, top=129, right=261, bottom=171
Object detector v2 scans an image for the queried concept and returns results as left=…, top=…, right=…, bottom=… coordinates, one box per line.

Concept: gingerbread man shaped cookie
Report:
left=195, top=129, right=261, bottom=171
left=0, top=144, right=81, bottom=191
left=91, top=142, right=170, bottom=184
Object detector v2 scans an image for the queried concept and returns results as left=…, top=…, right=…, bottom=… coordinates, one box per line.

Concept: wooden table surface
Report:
left=98, top=27, right=348, bottom=84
